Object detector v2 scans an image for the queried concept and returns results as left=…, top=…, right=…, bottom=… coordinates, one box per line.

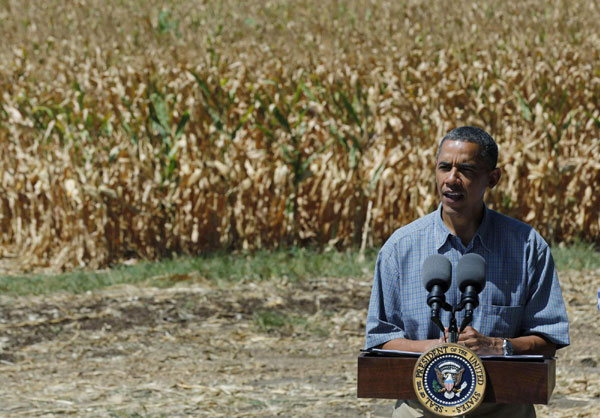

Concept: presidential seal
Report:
left=413, top=343, right=486, bottom=417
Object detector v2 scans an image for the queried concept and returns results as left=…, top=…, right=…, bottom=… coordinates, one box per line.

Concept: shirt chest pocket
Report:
left=477, top=304, right=524, bottom=338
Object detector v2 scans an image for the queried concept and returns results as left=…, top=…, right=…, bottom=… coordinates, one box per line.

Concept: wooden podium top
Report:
left=357, top=352, right=555, bottom=404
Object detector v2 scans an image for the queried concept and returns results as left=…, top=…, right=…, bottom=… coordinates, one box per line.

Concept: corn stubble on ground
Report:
left=1, top=0, right=600, bottom=416
left=0, top=270, right=599, bottom=417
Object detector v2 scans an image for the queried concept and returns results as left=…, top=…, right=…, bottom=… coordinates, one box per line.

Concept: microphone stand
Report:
left=448, top=305, right=459, bottom=343
left=432, top=300, right=472, bottom=343
left=432, top=303, right=465, bottom=417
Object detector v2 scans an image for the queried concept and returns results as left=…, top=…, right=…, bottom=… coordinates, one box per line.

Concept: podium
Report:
left=357, top=352, right=555, bottom=404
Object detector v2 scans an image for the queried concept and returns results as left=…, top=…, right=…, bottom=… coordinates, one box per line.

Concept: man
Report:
left=365, top=126, right=569, bottom=417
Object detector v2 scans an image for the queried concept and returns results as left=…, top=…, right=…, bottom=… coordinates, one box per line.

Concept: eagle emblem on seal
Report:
left=435, top=366, right=465, bottom=393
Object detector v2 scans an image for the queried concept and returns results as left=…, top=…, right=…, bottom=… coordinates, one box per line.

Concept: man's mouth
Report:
left=443, top=191, right=464, bottom=202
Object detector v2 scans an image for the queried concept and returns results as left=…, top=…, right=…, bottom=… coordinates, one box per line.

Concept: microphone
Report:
left=422, top=254, right=452, bottom=333
left=456, top=253, right=486, bottom=331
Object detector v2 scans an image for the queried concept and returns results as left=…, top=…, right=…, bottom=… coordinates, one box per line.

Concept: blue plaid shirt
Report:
left=365, top=204, right=570, bottom=350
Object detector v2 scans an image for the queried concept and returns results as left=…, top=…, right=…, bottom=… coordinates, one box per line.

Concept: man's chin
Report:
left=441, top=198, right=465, bottom=212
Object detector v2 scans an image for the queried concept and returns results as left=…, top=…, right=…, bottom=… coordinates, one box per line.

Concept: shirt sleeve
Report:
left=521, top=241, right=570, bottom=349
left=364, top=248, right=407, bottom=350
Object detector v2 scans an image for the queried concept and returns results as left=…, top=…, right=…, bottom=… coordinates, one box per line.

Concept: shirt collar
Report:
left=433, top=203, right=493, bottom=253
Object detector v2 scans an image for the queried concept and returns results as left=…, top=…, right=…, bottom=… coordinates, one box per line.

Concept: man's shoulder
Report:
left=381, top=211, right=438, bottom=251
left=486, top=208, right=548, bottom=247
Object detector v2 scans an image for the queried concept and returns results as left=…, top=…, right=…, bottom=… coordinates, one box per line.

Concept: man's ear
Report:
left=488, top=168, right=501, bottom=189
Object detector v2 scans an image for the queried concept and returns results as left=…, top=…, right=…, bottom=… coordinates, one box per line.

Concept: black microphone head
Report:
left=422, top=254, right=452, bottom=292
left=456, top=253, right=486, bottom=293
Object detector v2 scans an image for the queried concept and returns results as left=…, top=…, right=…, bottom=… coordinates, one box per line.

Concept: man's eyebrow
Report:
left=457, top=163, right=479, bottom=170
left=436, top=161, right=480, bottom=170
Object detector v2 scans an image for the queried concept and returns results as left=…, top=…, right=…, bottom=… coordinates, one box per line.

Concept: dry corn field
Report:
left=0, top=0, right=599, bottom=271
left=1, top=2, right=599, bottom=417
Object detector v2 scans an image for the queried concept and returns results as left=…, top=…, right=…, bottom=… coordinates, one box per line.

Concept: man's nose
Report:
left=446, top=167, right=460, bottom=184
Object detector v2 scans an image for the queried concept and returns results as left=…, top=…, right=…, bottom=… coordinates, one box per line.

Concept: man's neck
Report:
left=442, top=205, right=484, bottom=246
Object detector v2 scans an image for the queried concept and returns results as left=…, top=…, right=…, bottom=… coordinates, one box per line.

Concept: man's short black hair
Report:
left=437, top=126, right=498, bottom=170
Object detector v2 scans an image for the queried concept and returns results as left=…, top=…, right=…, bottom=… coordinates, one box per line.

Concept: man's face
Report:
left=435, top=140, right=500, bottom=218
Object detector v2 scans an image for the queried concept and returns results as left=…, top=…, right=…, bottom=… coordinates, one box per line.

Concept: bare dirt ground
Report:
left=0, top=269, right=598, bottom=417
